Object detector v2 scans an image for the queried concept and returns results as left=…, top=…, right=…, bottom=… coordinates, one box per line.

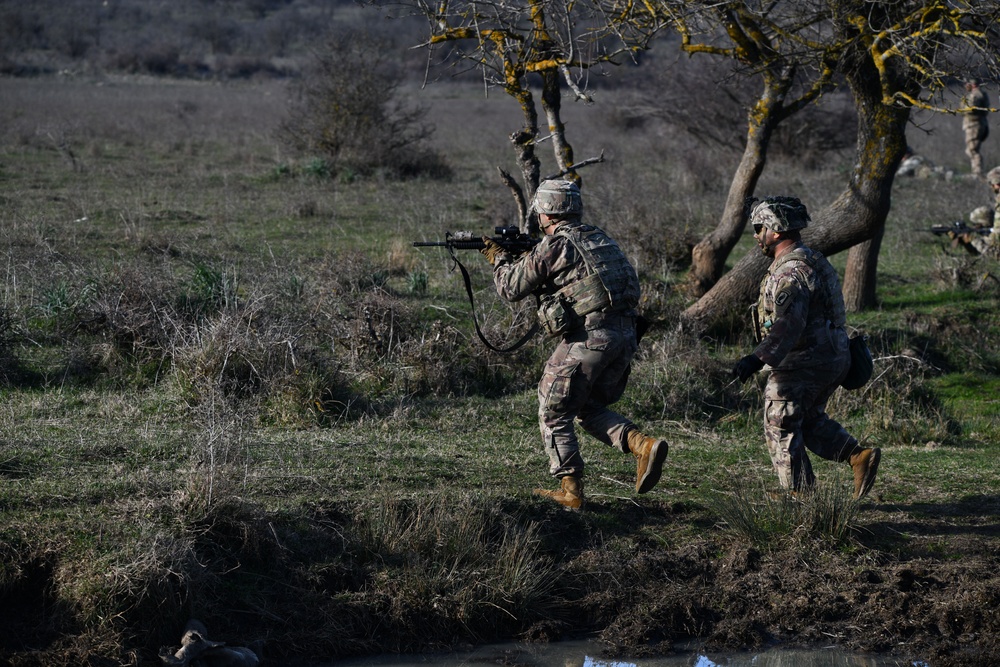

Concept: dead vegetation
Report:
left=0, top=12, right=999, bottom=664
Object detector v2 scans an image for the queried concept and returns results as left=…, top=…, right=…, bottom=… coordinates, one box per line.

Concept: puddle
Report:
left=321, top=639, right=925, bottom=667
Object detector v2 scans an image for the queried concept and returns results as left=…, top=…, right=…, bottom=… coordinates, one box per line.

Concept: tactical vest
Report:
left=538, top=223, right=640, bottom=336
left=755, top=246, right=846, bottom=341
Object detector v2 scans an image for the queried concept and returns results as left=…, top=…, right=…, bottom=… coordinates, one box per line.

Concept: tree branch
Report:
left=541, top=151, right=605, bottom=181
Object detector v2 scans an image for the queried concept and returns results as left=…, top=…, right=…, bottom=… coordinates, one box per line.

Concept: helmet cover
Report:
left=969, top=206, right=994, bottom=226
left=532, top=180, right=583, bottom=217
left=749, top=196, right=810, bottom=232
left=986, top=166, right=1000, bottom=186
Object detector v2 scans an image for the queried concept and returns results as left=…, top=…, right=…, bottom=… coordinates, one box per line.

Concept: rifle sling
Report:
left=450, top=249, right=538, bottom=354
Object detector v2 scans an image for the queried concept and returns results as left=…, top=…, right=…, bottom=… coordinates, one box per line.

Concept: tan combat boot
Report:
left=533, top=476, right=584, bottom=510
left=626, top=429, right=669, bottom=494
left=848, top=447, right=881, bottom=499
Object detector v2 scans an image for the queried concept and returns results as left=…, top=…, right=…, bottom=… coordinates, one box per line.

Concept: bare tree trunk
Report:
left=822, top=39, right=910, bottom=313
left=686, top=77, right=789, bottom=297
left=842, top=229, right=883, bottom=312
left=686, top=129, right=769, bottom=298
left=508, top=84, right=541, bottom=198
left=541, top=69, right=574, bottom=177
left=680, top=250, right=773, bottom=335
left=504, top=83, right=542, bottom=235
left=680, top=50, right=909, bottom=334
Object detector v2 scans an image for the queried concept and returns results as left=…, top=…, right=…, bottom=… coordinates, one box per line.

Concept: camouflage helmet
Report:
left=749, top=196, right=810, bottom=233
left=986, top=166, right=1000, bottom=186
left=969, top=206, right=995, bottom=227
left=532, top=180, right=583, bottom=217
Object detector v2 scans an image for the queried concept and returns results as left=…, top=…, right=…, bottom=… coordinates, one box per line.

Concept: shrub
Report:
left=281, top=30, right=450, bottom=180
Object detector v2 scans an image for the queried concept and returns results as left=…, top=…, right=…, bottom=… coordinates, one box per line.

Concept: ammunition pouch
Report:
left=538, top=273, right=611, bottom=338
left=538, top=293, right=581, bottom=337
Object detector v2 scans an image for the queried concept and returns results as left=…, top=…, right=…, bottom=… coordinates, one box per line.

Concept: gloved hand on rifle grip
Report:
left=480, top=237, right=506, bottom=266
left=732, top=353, right=765, bottom=383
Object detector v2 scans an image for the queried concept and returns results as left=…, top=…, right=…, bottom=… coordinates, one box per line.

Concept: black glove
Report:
left=732, top=353, right=765, bottom=383
left=480, top=236, right=505, bottom=265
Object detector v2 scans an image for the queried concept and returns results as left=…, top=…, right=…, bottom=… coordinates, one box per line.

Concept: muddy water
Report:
left=322, top=639, right=923, bottom=667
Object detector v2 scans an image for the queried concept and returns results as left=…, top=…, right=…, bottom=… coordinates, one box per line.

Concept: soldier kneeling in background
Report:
left=951, top=166, right=1000, bottom=256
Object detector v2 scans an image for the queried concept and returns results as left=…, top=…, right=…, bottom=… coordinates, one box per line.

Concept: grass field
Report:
left=1, top=75, right=999, bottom=667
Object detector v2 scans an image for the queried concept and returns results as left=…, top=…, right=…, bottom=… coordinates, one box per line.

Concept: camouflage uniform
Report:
left=959, top=167, right=1000, bottom=257
left=492, top=220, right=641, bottom=479
left=976, top=167, right=1000, bottom=256
left=963, top=83, right=990, bottom=177
left=753, top=244, right=858, bottom=491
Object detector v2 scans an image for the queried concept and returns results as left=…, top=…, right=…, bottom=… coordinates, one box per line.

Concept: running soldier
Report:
left=480, top=180, right=668, bottom=509
left=962, top=79, right=990, bottom=178
left=731, top=196, right=881, bottom=499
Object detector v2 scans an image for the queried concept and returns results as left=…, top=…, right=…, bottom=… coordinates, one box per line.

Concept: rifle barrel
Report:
left=413, top=240, right=487, bottom=249
left=928, top=222, right=992, bottom=236
left=413, top=239, right=538, bottom=251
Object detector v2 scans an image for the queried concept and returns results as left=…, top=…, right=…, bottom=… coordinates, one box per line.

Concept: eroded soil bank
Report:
left=2, top=493, right=999, bottom=667
left=526, top=497, right=1000, bottom=667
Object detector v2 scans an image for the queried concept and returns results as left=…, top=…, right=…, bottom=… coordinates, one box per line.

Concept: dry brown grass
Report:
left=0, top=60, right=999, bottom=667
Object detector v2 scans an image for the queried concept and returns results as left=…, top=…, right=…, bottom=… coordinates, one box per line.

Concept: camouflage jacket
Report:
left=964, top=88, right=990, bottom=125
left=753, top=243, right=849, bottom=370
left=493, top=220, right=639, bottom=327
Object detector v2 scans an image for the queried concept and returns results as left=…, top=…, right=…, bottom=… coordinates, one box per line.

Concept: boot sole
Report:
left=855, top=448, right=882, bottom=499
left=636, top=440, right=668, bottom=494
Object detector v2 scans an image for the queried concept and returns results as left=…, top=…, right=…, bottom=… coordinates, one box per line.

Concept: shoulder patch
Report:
left=775, top=290, right=791, bottom=307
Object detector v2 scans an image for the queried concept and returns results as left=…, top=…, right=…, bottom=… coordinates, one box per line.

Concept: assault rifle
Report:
left=413, top=223, right=655, bottom=353
left=413, top=225, right=540, bottom=353
left=929, top=220, right=995, bottom=255
left=929, top=221, right=993, bottom=237
left=412, top=225, right=539, bottom=254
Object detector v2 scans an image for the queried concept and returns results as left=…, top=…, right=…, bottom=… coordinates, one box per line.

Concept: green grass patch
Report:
left=1, top=76, right=999, bottom=666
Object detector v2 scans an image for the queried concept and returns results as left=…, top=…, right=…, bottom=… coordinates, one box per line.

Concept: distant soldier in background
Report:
left=947, top=167, right=1000, bottom=256
left=971, top=167, right=1000, bottom=255
left=731, top=196, right=881, bottom=499
left=962, top=79, right=990, bottom=178
left=989, top=166, right=1000, bottom=214
left=479, top=180, right=668, bottom=510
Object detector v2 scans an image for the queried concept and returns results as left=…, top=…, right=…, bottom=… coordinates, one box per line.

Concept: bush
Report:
left=281, top=30, right=451, bottom=180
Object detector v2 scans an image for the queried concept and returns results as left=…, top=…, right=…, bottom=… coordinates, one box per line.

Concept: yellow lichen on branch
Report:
left=529, top=0, right=550, bottom=40
left=865, top=1, right=995, bottom=111
left=526, top=58, right=582, bottom=72
left=680, top=41, right=735, bottom=58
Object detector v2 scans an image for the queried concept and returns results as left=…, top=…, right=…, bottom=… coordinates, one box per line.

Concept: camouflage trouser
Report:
left=970, top=230, right=1000, bottom=256
left=763, top=357, right=856, bottom=491
left=538, top=317, right=637, bottom=479
left=964, top=119, right=988, bottom=176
